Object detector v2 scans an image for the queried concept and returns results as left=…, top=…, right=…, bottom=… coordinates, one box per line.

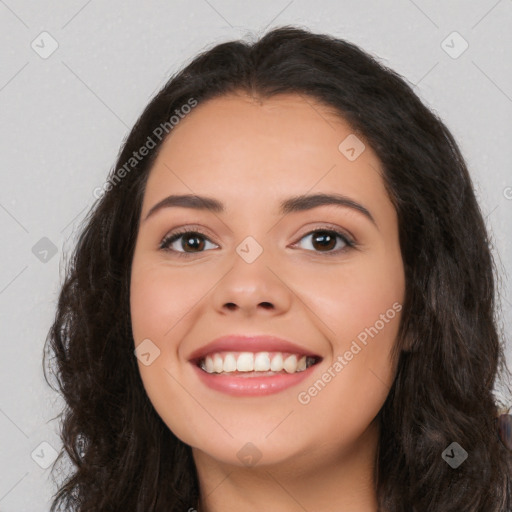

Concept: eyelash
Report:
left=159, top=225, right=356, bottom=259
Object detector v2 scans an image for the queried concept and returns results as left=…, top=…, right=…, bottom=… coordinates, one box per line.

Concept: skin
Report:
left=130, top=92, right=405, bottom=512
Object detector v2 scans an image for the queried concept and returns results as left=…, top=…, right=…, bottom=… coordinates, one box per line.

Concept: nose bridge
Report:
left=210, top=232, right=292, bottom=315
left=222, top=201, right=277, bottom=265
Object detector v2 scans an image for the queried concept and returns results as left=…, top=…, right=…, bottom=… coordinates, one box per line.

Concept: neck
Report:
left=192, top=418, right=380, bottom=512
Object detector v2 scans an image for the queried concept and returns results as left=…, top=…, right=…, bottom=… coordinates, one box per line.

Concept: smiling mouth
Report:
left=196, top=351, right=322, bottom=376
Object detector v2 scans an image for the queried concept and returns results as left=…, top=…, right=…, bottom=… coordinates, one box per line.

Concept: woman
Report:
left=44, top=26, right=512, bottom=511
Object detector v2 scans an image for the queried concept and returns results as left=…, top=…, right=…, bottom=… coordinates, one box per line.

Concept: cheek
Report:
left=130, top=270, right=169, bottom=339
left=298, top=253, right=404, bottom=346
left=297, top=249, right=404, bottom=406
left=130, top=261, right=202, bottom=439
left=130, top=261, right=202, bottom=342
left=342, top=262, right=403, bottom=370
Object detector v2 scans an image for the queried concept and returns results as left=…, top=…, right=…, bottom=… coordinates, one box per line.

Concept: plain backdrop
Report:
left=0, top=1, right=511, bottom=510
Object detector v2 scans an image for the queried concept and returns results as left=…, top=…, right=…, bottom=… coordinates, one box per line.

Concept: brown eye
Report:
left=159, top=227, right=355, bottom=259
left=295, top=229, right=354, bottom=254
left=180, top=233, right=205, bottom=252
left=160, top=231, right=218, bottom=255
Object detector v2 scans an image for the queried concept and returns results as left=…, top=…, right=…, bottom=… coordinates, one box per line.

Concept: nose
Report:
left=210, top=250, right=293, bottom=317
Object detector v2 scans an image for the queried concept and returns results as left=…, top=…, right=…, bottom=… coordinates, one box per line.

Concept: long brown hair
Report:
left=44, top=26, right=512, bottom=511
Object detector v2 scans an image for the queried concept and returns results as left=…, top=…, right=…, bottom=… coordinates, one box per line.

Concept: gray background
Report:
left=1, top=1, right=511, bottom=510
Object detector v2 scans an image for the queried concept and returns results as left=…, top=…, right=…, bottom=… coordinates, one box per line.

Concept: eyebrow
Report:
left=143, top=193, right=377, bottom=228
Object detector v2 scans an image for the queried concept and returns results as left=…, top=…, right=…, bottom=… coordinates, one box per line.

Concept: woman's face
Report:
left=130, top=92, right=405, bottom=468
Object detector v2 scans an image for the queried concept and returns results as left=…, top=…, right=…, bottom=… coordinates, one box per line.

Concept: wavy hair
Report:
left=44, top=25, right=512, bottom=511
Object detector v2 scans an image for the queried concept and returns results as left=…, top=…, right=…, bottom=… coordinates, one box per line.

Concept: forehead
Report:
left=141, top=93, right=392, bottom=219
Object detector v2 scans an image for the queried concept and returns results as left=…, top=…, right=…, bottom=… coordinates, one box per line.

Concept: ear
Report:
left=496, top=413, right=512, bottom=451
left=400, top=333, right=416, bottom=353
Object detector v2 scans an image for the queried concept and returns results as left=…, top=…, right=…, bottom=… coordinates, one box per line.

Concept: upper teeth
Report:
left=199, top=352, right=316, bottom=374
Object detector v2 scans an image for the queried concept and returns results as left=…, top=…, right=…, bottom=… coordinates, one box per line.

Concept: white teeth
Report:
left=223, top=353, right=237, bottom=372
left=199, top=352, right=314, bottom=375
left=236, top=352, right=254, bottom=372
left=283, top=355, right=298, bottom=373
left=254, top=352, right=271, bottom=371
left=204, top=356, right=214, bottom=373
left=270, top=353, right=283, bottom=371
left=213, top=354, right=223, bottom=373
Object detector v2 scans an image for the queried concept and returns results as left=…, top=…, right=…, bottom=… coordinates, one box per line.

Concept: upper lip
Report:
left=188, top=335, right=322, bottom=363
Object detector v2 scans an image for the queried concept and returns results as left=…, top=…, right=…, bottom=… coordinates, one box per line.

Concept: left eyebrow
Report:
left=143, top=192, right=377, bottom=229
left=279, top=193, right=377, bottom=228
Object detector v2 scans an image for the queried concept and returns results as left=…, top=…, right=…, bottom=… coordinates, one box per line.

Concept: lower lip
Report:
left=191, top=363, right=317, bottom=396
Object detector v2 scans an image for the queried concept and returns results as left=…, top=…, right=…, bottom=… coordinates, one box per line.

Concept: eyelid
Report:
left=161, top=222, right=355, bottom=244
left=160, top=224, right=218, bottom=243
left=292, top=223, right=355, bottom=246
left=159, top=225, right=218, bottom=251
left=159, top=222, right=357, bottom=258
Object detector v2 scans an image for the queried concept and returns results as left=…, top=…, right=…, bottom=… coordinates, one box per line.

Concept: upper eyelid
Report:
left=157, top=213, right=359, bottom=239
left=161, top=225, right=219, bottom=244
left=294, top=224, right=355, bottom=243
left=161, top=224, right=355, bottom=248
